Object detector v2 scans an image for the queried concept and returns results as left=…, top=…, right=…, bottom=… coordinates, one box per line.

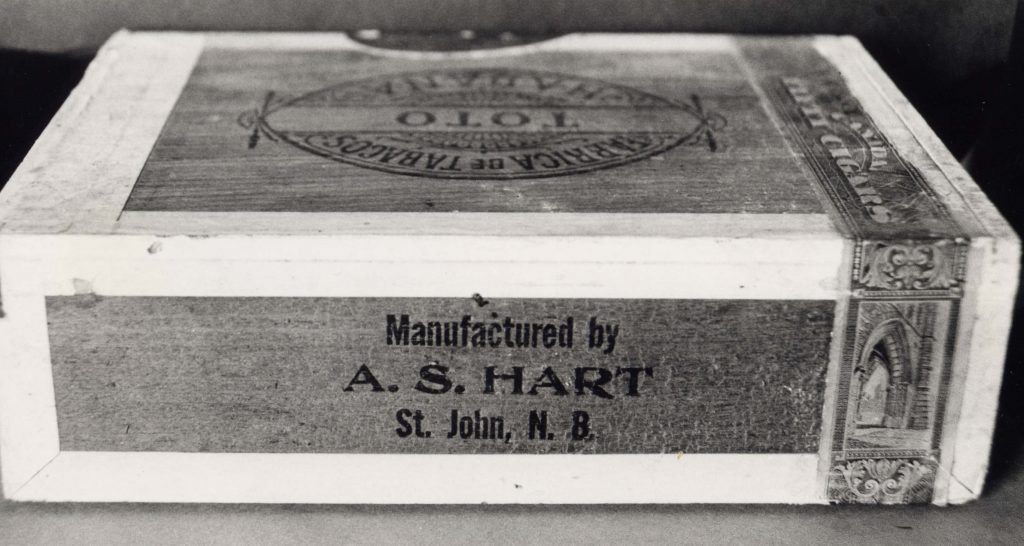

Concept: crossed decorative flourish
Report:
left=679, top=94, right=727, bottom=152
left=238, top=91, right=287, bottom=149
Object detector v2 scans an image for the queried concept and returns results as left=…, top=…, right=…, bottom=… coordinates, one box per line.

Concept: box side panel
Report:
left=812, top=37, right=1019, bottom=504
left=813, top=38, right=1020, bottom=502
left=736, top=36, right=1009, bottom=505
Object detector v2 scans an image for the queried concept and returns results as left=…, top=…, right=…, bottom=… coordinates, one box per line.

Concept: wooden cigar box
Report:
left=0, top=31, right=1017, bottom=504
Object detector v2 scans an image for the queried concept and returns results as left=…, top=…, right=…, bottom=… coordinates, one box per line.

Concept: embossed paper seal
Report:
left=239, top=69, right=724, bottom=179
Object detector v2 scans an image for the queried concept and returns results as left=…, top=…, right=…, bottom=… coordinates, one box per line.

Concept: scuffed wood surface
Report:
left=126, top=47, right=823, bottom=213
left=48, top=296, right=834, bottom=454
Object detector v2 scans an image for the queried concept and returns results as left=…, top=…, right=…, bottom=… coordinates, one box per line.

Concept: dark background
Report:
left=1, top=1, right=1023, bottom=543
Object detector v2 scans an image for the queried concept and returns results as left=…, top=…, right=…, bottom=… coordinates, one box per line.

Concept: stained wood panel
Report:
left=48, top=296, right=834, bottom=454
left=125, top=47, right=826, bottom=213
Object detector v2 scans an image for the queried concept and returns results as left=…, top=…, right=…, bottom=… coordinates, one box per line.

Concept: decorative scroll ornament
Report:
left=857, top=241, right=955, bottom=290
left=830, top=458, right=932, bottom=504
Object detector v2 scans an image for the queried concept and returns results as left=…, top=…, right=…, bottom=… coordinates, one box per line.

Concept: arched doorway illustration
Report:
left=854, top=320, right=916, bottom=429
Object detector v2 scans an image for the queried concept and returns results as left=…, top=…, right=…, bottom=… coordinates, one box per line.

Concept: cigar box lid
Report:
left=0, top=32, right=1018, bottom=506
left=0, top=31, right=1014, bottom=243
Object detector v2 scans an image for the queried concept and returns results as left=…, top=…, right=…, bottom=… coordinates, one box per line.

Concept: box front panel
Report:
left=48, top=296, right=833, bottom=455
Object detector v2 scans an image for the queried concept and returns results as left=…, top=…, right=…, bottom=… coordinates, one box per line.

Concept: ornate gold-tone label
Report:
left=765, top=72, right=969, bottom=504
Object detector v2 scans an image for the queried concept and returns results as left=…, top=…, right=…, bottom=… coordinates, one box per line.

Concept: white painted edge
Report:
left=114, top=212, right=840, bottom=238
left=931, top=242, right=987, bottom=505
left=944, top=237, right=1021, bottom=503
left=0, top=293, right=60, bottom=499
left=0, top=31, right=203, bottom=235
left=0, top=233, right=845, bottom=301
left=9, top=452, right=822, bottom=503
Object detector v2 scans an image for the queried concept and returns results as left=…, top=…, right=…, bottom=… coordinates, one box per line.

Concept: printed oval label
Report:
left=249, top=69, right=718, bottom=179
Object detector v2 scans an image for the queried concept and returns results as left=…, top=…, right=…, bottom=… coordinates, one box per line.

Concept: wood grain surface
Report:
left=47, top=296, right=834, bottom=454
left=125, top=45, right=826, bottom=213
